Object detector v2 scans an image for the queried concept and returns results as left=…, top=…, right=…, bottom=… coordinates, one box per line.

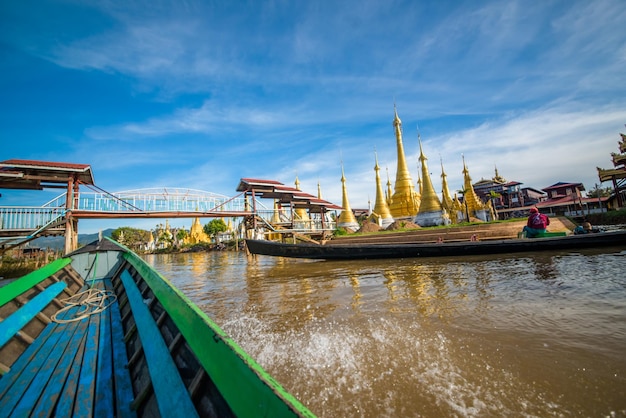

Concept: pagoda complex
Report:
left=388, top=107, right=420, bottom=218
left=597, top=131, right=626, bottom=208
left=414, top=135, right=450, bottom=226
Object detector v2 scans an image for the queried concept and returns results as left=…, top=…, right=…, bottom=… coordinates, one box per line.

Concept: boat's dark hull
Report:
left=246, top=231, right=626, bottom=260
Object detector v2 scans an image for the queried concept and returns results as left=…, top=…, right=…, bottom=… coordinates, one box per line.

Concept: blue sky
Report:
left=1, top=0, right=625, bottom=233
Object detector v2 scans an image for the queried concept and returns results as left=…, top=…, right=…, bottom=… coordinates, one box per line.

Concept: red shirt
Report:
left=527, top=213, right=550, bottom=229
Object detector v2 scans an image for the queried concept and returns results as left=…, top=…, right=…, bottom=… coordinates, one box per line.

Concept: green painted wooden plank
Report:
left=0, top=258, right=72, bottom=308
left=0, top=281, right=67, bottom=349
left=122, top=244, right=316, bottom=418
left=120, top=269, right=199, bottom=417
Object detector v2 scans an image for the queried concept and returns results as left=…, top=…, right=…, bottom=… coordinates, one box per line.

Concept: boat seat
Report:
left=0, top=278, right=135, bottom=417
left=119, top=269, right=199, bottom=417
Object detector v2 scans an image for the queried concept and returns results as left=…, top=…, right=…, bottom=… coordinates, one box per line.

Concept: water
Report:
left=143, top=248, right=626, bottom=417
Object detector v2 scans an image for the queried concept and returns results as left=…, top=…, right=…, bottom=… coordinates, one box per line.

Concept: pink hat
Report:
left=530, top=207, right=538, bottom=213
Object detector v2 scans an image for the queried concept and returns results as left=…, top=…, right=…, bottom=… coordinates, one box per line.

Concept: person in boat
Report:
left=522, top=207, right=550, bottom=238
left=574, top=220, right=599, bottom=234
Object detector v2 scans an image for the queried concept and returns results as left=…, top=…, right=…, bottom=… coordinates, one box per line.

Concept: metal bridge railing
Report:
left=0, top=206, right=66, bottom=231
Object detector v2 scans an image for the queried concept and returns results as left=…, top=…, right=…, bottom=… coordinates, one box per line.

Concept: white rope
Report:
left=51, top=288, right=117, bottom=323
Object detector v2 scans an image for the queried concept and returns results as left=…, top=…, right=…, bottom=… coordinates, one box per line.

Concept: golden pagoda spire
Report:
left=389, top=106, right=420, bottom=217
left=416, top=134, right=442, bottom=213
left=337, top=162, right=359, bottom=229
left=493, top=165, right=505, bottom=183
left=440, top=157, right=454, bottom=214
left=271, top=199, right=281, bottom=224
left=268, top=200, right=282, bottom=240
left=417, top=170, right=423, bottom=196
left=294, top=175, right=310, bottom=222
left=461, top=155, right=488, bottom=220
left=385, top=166, right=393, bottom=205
left=372, top=151, right=393, bottom=226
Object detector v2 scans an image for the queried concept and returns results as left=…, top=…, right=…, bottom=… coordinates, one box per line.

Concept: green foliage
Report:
left=585, top=185, right=613, bottom=198
left=333, top=228, right=348, bottom=236
left=111, top=227, right=151, bottom=252
left=585, top=208, right=626, bottom=225
left=176, top=229, right=188, bottom=241
left=203, top=219, right=228, bottom=238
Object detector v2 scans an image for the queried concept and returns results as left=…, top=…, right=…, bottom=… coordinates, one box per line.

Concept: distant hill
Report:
left=31, top=229, right=115, bottom=250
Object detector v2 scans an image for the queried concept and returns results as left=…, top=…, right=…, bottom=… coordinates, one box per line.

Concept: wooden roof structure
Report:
left=0, top=159, right=95, bottom=190
left=236, top=178, right=342, bottom=212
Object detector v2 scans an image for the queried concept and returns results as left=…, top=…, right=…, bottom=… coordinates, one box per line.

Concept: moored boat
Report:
left=0, top=238, right=315, bottom=417
left=245, top=230, right=626, bottom=260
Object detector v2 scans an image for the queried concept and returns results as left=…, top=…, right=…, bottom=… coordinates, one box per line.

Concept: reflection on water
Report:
left=143, top=247, right=626, bottom=417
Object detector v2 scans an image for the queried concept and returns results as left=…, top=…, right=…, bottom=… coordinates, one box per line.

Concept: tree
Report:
left=111, top=227, right=151, bottom=252
left=585, top=185, right=612, bottom=198
left=203, top=219, right=228, bottom=241
left=176, top=229, right=188, bottom=241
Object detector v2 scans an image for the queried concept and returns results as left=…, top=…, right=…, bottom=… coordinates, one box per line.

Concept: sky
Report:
left=1, top=0, right=625, bottom=233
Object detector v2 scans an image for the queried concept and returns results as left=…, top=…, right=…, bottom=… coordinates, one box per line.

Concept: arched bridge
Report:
left=0, top=187, right=259, bottom=250
left=0, top=160, right=341, bottom=253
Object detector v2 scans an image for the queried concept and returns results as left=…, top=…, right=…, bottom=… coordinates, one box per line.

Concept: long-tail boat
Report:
left=245, top=230, right=626, bottom=260
left=0, top=237, right=315, bottom=417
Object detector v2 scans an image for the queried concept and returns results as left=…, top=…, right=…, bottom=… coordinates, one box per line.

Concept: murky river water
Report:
left=143, top=247, right=626, bottom=417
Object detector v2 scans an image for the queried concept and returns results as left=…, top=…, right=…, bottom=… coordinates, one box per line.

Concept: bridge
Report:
left=0, top=160, right=340, bottom=253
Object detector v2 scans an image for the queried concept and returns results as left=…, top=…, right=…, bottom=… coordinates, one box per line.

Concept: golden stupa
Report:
left=414, top=135, right=450, bottom=226
left=461, top=156, right=490, bottom=221
left=440, top=159, right=460, bottom=223
left=337, top=164, right=359, bottom=230
left=388, top=107, right=420, bottom=218
left=185, top=217, right=210, bottom=244
left=385, top=167, right=393, bottom=207
left=294, top=176, right=310, bottom=224
left=371, top=152, right=394, bottom=227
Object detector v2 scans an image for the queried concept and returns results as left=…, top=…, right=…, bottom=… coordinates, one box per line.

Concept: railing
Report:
left=254, top=209, right=337, bottom=232
left=0, top=189, right=338, bottom=250
left=74, top=188, right=250, bottom=213
left=0, top=206, right=66, bottom=231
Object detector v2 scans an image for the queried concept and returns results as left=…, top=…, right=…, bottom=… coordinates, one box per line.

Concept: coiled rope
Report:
left=52, top=252, right=117, bottom=323
left=51, top=288, right=117, bottom=323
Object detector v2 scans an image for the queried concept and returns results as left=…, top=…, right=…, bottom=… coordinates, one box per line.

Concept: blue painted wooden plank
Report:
left=0, top=305, right=75, bottom=402
left=5, top=307, right=87, bottom=416
left=0, top=281, right=67, bottom=349
left=106, top=280, right=136, bottom=418
left=54, top=334, right=87, bottom=416
left=34, top=321, right=89, bottom=416
left=74, top=307, right=101, bottom=414
left=120, top=269, right=199, bottom=417
left=94, top=293, right=114, bottom=418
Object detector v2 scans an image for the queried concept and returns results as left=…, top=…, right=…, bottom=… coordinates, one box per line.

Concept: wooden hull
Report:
left=0, top=238, right=315, bottom=417
left=246, top=230, right=626, bottom=260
